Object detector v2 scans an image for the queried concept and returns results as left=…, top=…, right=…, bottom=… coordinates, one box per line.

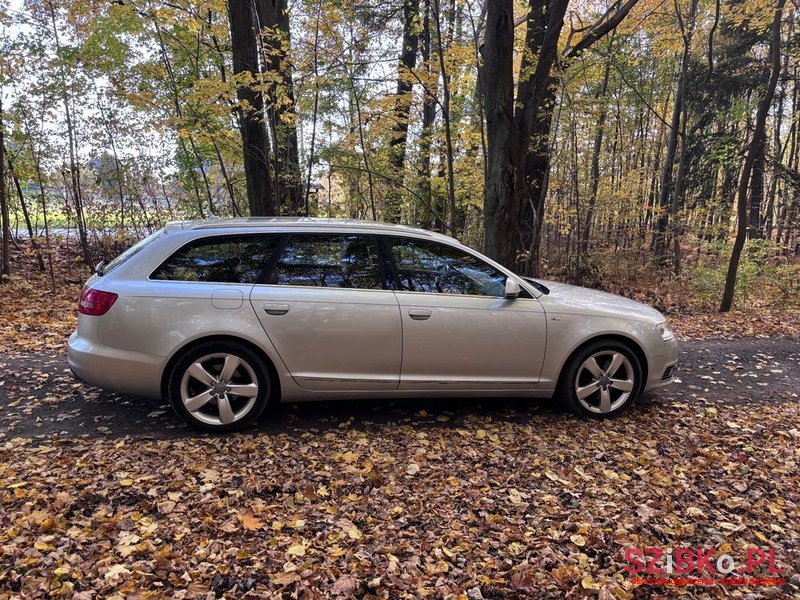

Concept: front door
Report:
left=385, top=236, right=547, bottom=392
left=250, top=233, right=402, bottom=391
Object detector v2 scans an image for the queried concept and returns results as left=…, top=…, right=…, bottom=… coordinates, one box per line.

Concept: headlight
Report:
left=657, top=321, right=674, bottom=341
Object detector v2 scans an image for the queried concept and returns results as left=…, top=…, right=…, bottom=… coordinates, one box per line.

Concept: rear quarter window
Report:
left=151, top=235, right=280, bottom=284
left=102, top=229, right=166, bottom=274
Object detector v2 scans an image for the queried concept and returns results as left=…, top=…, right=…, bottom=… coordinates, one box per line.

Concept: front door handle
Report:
left=264, top=303, right=290, bottom=316
left=408, top=308, right=432, bottom=321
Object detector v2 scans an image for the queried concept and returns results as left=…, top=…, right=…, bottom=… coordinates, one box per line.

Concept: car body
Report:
left=68, top=218, right=677, bottom=431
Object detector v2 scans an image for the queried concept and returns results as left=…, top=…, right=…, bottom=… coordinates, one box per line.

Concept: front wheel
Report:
left=168, top=341, right=271, bottom=433
left=558, top=341, right=643, bottom=418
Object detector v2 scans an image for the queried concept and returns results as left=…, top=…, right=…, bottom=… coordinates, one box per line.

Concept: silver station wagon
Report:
left=68, top=218, right=677, bottom=432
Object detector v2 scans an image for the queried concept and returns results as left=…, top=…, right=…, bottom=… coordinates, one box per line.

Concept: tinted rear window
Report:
left=151, top=235, right=280, bottom=283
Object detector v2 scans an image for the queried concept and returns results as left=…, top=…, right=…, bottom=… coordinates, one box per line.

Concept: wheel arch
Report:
left=160, top=334, right=282, bottom=403
left=555, top=333, right=649, bottom=393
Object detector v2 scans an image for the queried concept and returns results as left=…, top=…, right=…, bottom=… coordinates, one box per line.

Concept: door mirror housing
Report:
left=504, top=278, right=521, bottom=299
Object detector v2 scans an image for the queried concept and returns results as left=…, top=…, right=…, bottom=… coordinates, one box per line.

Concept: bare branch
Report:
left=564, top=0, right=641, bottom=59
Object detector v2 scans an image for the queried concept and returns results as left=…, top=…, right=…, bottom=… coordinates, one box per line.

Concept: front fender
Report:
left=538, top=314, right=660, bottom=390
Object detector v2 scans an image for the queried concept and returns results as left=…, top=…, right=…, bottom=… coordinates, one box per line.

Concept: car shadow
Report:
left=0, top=353, right=663, bottom=440
left=116, top=393, right=566, bottom=439
left=66, top=389, right=662, bottom=440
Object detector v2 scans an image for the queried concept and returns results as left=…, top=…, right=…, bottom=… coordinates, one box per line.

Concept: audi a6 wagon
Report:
left=68, top=218, right=677, bottom=432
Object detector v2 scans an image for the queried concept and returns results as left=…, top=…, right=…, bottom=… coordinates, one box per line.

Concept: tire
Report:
left=168, top=340, right=271, bottom=433
left=557, top=340, right=643, bottom=419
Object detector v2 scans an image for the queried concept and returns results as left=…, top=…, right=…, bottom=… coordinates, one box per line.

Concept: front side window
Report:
left=271, top=234, right=386, bottom=289
left=151, top=235, right=279, bottom=283
left=388, top=237, right=507, bottom=297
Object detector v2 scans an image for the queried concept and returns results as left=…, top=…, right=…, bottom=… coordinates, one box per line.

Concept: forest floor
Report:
left=0, top=251, right=799, bottom=598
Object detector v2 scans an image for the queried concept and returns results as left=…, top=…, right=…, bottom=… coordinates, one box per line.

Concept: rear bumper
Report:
left=644, top=337, right=678, bottom=392
left=67, top=330, right=164, bottom=399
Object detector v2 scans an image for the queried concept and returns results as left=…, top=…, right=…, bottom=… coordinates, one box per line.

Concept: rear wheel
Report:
left=168, top=341, right=270, bottom=433
left=558, top=340, right=643, bottom=418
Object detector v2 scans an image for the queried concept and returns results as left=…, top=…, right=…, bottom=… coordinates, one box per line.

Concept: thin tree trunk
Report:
left=152, top=19, right=208, bottom=217
left=6, top=150, right=45, bottom=271
left=707, top=0, right=720, bottom=78
left=22, top=106, right=56, bottom=291
left=0, top=95, right=9, bottom=281
left=720, top=0, right=785, bottom=312
left=92, top=81, right=126, bottom=229
left=351, top=84, right=377, bottom=221
left=765, top=20, right=791, bottom=240
left=303, top=0, right=322, bottom=216
left=207, top=26, right=242, bottom=218
left=466, top=1, right=488, bottom=187
left=672, top=106, right=689, bottom=275
left=212, top=141, right=241, bottom=217
left=432, top=0, right=457, bottom=235
left=579, top=33, right=614, bottom=256
left=654, top=0, right=697, bottom=263
left=748, top=135, right=765, bottom=239
left=47, top=0, right=90, bottom=266
left=418, top=0, right=440, bottom=229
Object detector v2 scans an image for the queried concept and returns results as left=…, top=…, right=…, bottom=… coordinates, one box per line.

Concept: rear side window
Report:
left=270, top=234, right=388, bottom=289
left=151, top=235, right=279, bottom=283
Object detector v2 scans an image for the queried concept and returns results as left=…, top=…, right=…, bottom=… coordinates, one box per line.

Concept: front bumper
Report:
left=68, top=330, right=164, bottom=399
left=644, top=337, right=678, bottom=392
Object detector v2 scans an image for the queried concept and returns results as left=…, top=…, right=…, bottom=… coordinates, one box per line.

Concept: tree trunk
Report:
left=483, top=0, right=640, bottom=273
left=720, top=0, right=785, bottom=312
left=228, top=0, right=276, bottom=216
left=6, top=150, right=45, bottom=271
left=579, top=35, right=614, bottom=256
left=418, top=0, right=439, bottom=229
left=386, top=0, right=421, bottom=223
left=765, top=17, right=791, bottom=241
left=152, top=19, right=210, bottom=217
left=0, top=96, right=10, bottom=281
left=47, top=0, right=90, bottom=266
left=481, top=0, right=516, bottom=263
left=92, top=81, right=127, bottom=229
left=748, top=133, right=765, bottom=239
left=303, top=0, right=322, bottom=216
left=432, top=0, right=457, bottom=235
left=256, top=0, right=302, bottom=213
left=654, top=0, right=697, bottom=263
left=508, top=0, right=568, bottom=273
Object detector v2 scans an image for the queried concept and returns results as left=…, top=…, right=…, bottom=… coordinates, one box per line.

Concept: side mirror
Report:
left=504, top=278, right=520, bottom=299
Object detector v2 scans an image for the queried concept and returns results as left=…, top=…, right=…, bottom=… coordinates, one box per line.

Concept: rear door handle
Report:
left=408, top=308, right=432, bottom=321
left=264, top=303, right=290, bottom=316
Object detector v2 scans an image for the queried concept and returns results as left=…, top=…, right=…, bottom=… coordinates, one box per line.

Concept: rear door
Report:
left=385, top=236, right=547, bottom=392
left=249, top=233, right=402, bottom=391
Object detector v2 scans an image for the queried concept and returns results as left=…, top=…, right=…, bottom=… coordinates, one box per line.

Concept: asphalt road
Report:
left=0, top=337, right=798, bottom=440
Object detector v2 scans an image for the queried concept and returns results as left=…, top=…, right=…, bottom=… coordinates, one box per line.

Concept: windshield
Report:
left=100, top=229, right=166, bottom=275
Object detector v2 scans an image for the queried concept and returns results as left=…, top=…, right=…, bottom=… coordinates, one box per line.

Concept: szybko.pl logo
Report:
left=624, top=547, right=785, bottom=586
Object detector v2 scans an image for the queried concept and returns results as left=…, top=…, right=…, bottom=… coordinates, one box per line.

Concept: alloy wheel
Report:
left=179, top=353, right=259, bottom=426
left=574, top=350, right=635, bottom=414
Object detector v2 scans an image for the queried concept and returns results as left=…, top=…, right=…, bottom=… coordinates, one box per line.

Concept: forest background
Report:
left=0, top=0, right=798, bottom=315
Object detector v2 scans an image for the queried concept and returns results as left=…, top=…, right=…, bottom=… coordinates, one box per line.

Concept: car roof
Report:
left=164, top=217, right=461, bottom=245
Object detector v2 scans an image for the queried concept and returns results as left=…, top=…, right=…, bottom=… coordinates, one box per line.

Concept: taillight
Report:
left=78, top=287, right=118, bottom=316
